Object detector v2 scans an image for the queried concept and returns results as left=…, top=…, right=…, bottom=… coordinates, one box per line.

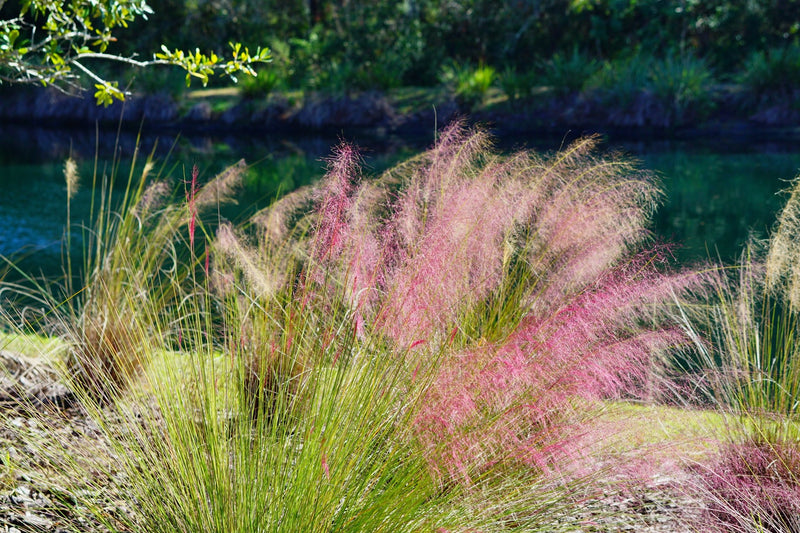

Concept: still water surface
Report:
left=1, top=125, right=799, bottom=278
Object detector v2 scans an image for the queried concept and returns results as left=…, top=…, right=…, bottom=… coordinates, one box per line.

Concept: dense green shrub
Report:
left=538, top=48, right=599, bottom=96
left=96, top=0, right=800, bottom=95
left=587, top=53, right=653, bottom=107
left=649, top=53, right=715, bottom=118
left=499, top=67, right=534, bottom=100
left=240, top=68, right=281, bottom=99
left=586, top=50, right=715, bottom=123
left=737, top=44, right=800, bottom=98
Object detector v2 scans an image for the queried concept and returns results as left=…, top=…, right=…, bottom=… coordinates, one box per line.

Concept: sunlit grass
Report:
left=0, top=123, right=751, bottom=531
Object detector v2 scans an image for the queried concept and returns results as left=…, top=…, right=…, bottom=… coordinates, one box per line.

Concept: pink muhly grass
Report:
left=385, top=126, right=701, bottom=483
left=194, top=159, right=246, bottom=208
left=214, top=223, right=282, bottom=297
left=321, top=452, right=330, bottom=480
left=251, top=185, right=316, bottom=246
left=695, top=438, right=800, bottom=532
left=311, top=143, right=361, bottom=263
left=244, top=122, right=706, bottom=486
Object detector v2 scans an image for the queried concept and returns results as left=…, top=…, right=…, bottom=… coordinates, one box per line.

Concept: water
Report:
left=628, top=139, right=800, bottom=263
left=1, top=124, right=799, bottom=279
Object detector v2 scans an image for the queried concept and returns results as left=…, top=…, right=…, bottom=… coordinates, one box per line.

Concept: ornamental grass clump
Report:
left=683, top=176, right=800, bottom=531
left=0, top=124, right=709, bottom=531
left=697, top=436, right=800, bottom=532
left=692, top=176, right=800, bottom=427
left=227, top=122, right=703, bottom=486
left=64, top=158, right=244, bottom=402
left=3, top=147, right=247, bottom=403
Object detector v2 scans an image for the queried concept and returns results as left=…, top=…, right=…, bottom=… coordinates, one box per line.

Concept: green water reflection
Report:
left=1, top=128, right=799, bottom=278
left=643, top=145, right=800, bottom=263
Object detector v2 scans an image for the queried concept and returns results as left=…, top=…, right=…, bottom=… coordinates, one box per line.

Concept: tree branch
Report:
left=69, top=52, right=172, bottom=68
left=71, top=59, right=127, bottom=91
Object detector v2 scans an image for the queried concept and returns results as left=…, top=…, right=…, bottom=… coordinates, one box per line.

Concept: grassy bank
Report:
left=5, top=44, right=800, bottom=136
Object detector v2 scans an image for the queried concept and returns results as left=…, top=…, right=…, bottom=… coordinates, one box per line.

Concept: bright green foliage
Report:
left=6, top=0, right=797, bottom=98
left=155, top=42, right=270, bottom=87
left=0, top=0, right=270, bottom=105
left=440, top=62, right=495, bottom=109
left=116, top=0, right=800, bottom=92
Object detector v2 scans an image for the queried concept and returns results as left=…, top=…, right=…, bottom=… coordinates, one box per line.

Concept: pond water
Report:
left=1, top=124, right=799, bottom=279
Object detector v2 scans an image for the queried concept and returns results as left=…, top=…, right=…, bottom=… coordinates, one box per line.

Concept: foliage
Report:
left=539, top=47, right=599, bottom=96
left=737, top=43, right=800, bottom=98
left=586, top=50, right=715, bottom=124
left=565, top=0, right=800, bottom=72
left=440, top=62, right=495, bottom=109
left=0, top=0, right=270, bottom=105
left=587, top=52, right=654, bottom=106
left=0, top=124, right=710, bottom=530
left=5, top=0, right=799, bottom=101
left=648, top=53, right=715, bottom=120
left=697, top=436, right=800, bottom=532
left=268, top=2, right=426, bottom=93
left=239, top=68, right=281, bottom=99
left=685, top=177, right=800, bottom=431
left=98, top=0, right=800, bottom=93
left=211, top=124, right=701, bottom=484
left=678, top=176, right=800, bottom=530
left=734, top=179, right=800, bottom=426
left=499, top=66, right=534, bottom=101
left=2, top=150, right=246, bottom=401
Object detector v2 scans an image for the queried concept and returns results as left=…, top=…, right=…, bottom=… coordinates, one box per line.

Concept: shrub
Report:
left=498, top=66, right=528, bottom=100
left=737, top=44, right=800, bottom=98
left=586, top=52, right=652, bottom=107
left=649, top=53, right=715, bottom=120
left=440, top=62, right=496, bottom=109
left=587, top=50, right=715, bottom=125
left=539, top=47, right=599, bottom=96
left=239, top=68, right=281, bottom=99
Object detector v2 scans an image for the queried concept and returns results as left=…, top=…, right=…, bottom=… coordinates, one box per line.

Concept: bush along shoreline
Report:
left=2, top=75, right=800, bottom=140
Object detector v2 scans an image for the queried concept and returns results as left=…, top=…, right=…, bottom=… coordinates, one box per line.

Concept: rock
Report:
left=11, top=510, right=54, bottom=529
left=0, top=86, right=178, bottom=127
left=291, top=92, right=396, bottom=129
left=186, top=101, right=213, bottom=122
left=0, top=351, right=75, bottom=409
